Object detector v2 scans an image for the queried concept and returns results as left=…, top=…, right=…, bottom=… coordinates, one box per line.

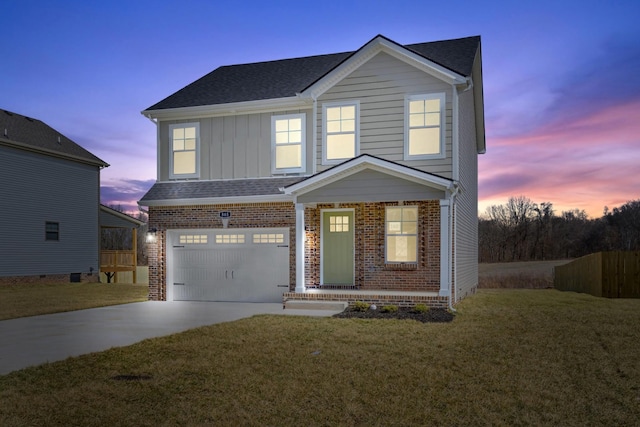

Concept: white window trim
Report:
left=169, top=122, right=200, bottom=179
left=385, top=205, right=419, bottom=264
left=404, top=93, right=446, bottom=160
left=322, top=100, right=360, bottom=165
left=271, top=113, right=306, bottom=174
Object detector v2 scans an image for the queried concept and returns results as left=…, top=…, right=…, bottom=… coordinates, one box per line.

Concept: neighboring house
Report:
left=139, top=34, right=485, bottom=307
left=0, top=108, right=109, bottom=283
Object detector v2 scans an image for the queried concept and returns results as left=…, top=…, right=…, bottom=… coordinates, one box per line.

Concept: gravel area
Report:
left=333, top=307, right=454, bottom=323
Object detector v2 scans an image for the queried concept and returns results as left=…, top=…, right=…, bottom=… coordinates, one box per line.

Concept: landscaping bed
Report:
left=333, top=306, right=454, bottom=322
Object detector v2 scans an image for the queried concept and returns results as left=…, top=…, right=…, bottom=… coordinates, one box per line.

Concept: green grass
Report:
left=1, top=289, right=639, bottom=426
left=0, top=282, right=148, bottom=320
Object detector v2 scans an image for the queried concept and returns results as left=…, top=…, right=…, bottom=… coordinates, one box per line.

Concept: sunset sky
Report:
left=3, top=0, right=639, bottom=218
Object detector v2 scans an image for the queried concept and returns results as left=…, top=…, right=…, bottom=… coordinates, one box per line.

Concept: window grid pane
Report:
left=179, top=235, right=208, bottom=244
left=408, top=96, right=442, bottom=157
left=273, top=116, right=303, bottom=171
left=385, top=207, right=418, bottom=263
left=252, top=233, right=285, bottom=244
left=329, top=215, right=349, bottom=233
left=171, top=125, right=198, bottom=176
left=215, top=234, right=245, bottom=244
left=326, top=105, right=356, bottom=160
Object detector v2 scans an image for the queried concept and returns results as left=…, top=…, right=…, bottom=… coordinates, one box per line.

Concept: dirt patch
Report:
left=333, top=307, right=454, bottom=323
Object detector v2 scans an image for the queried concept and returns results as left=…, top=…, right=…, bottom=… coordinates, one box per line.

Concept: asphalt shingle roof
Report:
left=0, top=109, right=108, bottom=166
left=139, top=177, right=304, bottom=203
left=145, top=35, right=480, bottom=111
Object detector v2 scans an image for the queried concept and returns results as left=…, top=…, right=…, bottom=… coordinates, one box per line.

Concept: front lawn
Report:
left=0, top=282, right=148, bottom=320
left=1, top=289, right=638, bottom=425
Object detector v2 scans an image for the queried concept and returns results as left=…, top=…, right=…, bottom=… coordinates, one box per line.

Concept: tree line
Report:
left=478, top=196, right=640, bottom=263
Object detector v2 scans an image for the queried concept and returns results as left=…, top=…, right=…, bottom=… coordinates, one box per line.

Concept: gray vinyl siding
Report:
left=158, top=109, right=312, bottom=181
left=297, top=169, right=445, bottom=204
left=316, top=52, right=454, bottom=177
left=454, top=87, right=479, bottom=301
left=0, top=145, right=100, bottom=277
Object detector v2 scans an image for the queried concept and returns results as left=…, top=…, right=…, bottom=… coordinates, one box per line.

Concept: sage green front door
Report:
left=322, top=211, right=354, bottom=285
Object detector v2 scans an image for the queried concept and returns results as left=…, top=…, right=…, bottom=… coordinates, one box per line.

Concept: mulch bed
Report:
left=333, top=307, right=454, bottom=323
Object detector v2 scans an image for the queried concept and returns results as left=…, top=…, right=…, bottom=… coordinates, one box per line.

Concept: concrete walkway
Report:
left=0, top=301, right=342, bottom=375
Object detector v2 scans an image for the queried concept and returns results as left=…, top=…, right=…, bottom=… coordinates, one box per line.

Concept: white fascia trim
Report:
left=142, top=97, right=311, bottom=120
left=299, top=36, right=467, bottom=100
left=139, top=193, right=293, bottom=207
left=285, top=156, right=453, bottom=196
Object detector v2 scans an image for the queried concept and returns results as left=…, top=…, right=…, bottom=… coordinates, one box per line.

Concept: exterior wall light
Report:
left=146, top=228, right=157, bottom=243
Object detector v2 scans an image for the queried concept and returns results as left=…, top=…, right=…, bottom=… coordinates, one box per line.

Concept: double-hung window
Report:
left=405, top=93, right=445, bottom=159
left=169, top=123, right=199, bottom=179
left=323, top=101, right=359, bottom=164
left=45, top=221, right=59, bottom=241
left=272, top=113, right=305, bottom=173
left=385, top=206, right=418, bottom=263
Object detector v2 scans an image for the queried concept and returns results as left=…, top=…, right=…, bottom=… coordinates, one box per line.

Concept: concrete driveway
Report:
left=0, top=301, right=342, bottom=375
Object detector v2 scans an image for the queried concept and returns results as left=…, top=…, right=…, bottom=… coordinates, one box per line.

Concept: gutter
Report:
left=448, top=183, right=460, bottom=313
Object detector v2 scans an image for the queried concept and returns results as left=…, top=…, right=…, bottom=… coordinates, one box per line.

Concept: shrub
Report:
left=413, top=304, right=429, bottom=313
left=381, top=305, right=399, bottom=313
left=352, top=301, right=370, bottom=312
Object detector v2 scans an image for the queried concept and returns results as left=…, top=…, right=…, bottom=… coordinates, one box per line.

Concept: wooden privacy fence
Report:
left=554, top=251, right=640, bottom=298
left=101, top=250, right=137, bottom=283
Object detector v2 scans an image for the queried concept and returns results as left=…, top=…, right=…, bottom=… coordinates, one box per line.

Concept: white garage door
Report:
left=167, top=228, right=290, bottom=302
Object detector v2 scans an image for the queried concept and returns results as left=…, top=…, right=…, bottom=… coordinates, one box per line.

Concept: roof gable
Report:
left=144, top=35, right=480, bottom=113
left=0, top=109, right=108, bottom=167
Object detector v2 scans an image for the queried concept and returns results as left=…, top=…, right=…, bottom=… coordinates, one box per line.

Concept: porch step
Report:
left=284, top=300, right=348, bottom=311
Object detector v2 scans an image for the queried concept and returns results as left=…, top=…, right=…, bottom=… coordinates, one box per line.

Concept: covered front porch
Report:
left=283, top=155, right=457, bottom=308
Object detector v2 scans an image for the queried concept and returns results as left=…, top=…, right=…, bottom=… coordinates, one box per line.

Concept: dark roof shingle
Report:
left=0, top=109, right=108, bottom=166
left=145, top=35, right=480, bottom=111
left=139, top=177, right=304, bottom=203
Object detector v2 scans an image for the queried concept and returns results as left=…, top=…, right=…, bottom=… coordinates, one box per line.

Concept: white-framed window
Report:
left=169, top=122, right=200, bottom=179
left=272, top=113, right=305, bottom=173
left=215, top=234, right=245, bottom=244
left=323, top=101, right=359, bottom=164
left=45, top=221, right=59, bottom=241
left=385, top=206, right=418, bottom=263
left=179, top=235, right=208, bottom=244
left=404, top=93, right=445, bottom=160
left=253, top=233, right=285, bottom=244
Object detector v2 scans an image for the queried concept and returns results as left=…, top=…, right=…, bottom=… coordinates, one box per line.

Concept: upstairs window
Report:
left=169, top=123, right=199, bottom=179
left=272, top=114, right=305, bottom=173
left=385, top=206, right=418, bottom=263
left=405, top=93, right=445, bottom=159
left=323, top=101, right=359, bottom=164
left=45, top=221, right=59, bottom=241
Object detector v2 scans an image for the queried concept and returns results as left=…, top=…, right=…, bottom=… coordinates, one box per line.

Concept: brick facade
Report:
left=147, top=199, right=444, bottom=302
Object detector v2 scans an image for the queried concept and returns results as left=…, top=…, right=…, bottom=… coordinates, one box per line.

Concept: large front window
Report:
left=405, top=93, right=445, bottom=159
left=386, top=206, right=418, bottom=263
left=272, top=114, right=305, bottom=173
left=323, top=101, right=359, bottom=163
left=169, top=123, right=199, bottom=178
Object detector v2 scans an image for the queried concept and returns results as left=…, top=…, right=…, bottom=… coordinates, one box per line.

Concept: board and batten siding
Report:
left=453, top=87, right=480, bottom=301
left=296, top=169, right=445, bottom=204
left=316, top=51, right=454, bottom=177
left=0, top=145, right=100, bottom=276
left=158, top=109, right=313, bottom=181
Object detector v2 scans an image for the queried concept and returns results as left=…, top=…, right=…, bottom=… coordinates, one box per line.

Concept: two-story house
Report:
left=0, top=108, right=110, bottom=283
left=139, top=34, right=485, bottom=308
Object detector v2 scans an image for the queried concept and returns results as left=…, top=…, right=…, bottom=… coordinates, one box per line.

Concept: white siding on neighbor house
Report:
left=158, top=110, right=313, bottom=181
left=316, top=52, right=454, bottom=177
left=454, top=87, right=479, bottom=301
left=0, top=145, right=101, bottom=276
left=296, top=169, right=446, bottom=204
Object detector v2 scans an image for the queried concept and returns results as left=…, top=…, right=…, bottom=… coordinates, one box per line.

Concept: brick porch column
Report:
left=295, top=203, right=306, bottom=293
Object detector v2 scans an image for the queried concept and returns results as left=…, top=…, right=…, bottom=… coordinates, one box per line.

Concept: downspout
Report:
left=448, top=183, right=460, bottom=312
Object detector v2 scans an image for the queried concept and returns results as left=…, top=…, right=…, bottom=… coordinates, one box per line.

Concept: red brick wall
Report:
left=148, top=200, right=442, bottom=300
left=147, top=203, right=296, bottom=301
left=304, top=201, right=441, bottom=292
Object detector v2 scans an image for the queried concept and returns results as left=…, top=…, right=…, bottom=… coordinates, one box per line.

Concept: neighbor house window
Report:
left=272, top=114, right=305, bottom=173
left=169, top=123, right=200, bottom=179
left=45, top=222, right=59, bottom=241
left=404, top=93, right=445, bottom=159
left=385, top=206, right=418, bottom=263
left=323, top=101, right=359, bottom=164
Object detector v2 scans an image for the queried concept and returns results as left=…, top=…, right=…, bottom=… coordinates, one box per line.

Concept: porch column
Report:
left=439, top=199, right=451, bottom=297
left=295, top=203, right=306, bottom=293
